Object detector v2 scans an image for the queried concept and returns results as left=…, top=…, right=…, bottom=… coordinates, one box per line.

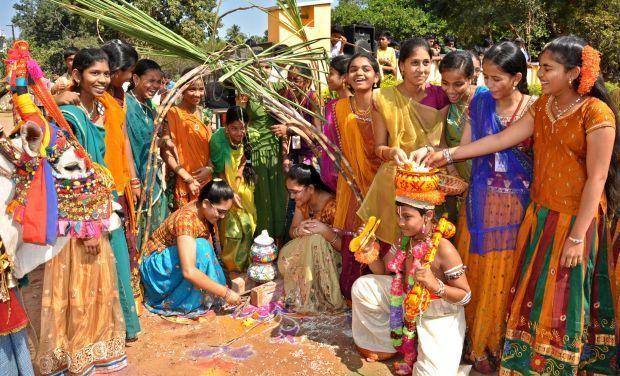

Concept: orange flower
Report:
left=578, top=45, right=601, bottom=95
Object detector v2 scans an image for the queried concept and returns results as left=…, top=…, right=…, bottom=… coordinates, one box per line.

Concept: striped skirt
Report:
left=500, top=203, right=617, bottom=375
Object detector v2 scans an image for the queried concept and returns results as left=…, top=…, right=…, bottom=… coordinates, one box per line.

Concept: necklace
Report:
left=78, top=101, right=99, bottom=121
left=553, top=95, right=583, bottom=118
left=129, top=91, right=151, bottom=123
left=497, top=93, right=525, bottom=127
left=350, top=96, right=372, bottom=122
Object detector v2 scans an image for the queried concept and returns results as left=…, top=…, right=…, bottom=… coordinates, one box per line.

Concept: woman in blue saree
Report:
left=140, top=180, right=241, bottom=317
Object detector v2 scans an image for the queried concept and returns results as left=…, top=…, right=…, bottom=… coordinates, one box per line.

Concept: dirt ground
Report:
left=21, top=266, right=398, bottom=376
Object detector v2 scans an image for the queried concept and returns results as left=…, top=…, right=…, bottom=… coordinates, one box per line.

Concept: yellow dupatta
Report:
left=357, top=87, right=445, bottom=243
left=333, top=97, right=382, bottom=231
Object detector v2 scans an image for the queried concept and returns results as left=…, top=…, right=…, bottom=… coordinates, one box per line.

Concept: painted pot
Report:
left=247, top=263, right=277, bottom=283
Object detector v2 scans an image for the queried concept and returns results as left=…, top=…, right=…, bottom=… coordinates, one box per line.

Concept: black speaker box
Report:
left=343, top=24, right=376, bottom=55
left=205, top=81, right=236, bottom=110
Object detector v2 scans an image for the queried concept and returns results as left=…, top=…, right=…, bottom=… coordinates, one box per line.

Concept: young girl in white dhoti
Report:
left=351, top=167, right=471, bottom=375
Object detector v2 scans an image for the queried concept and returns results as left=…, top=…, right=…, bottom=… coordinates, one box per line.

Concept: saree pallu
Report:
left=36, top=237, right=127, bottom=376
left=140, top=238, right=226, bottom=318
left=357, top=87, right=444, bottom=244
left=210, top=128, right=257, bottom=272
left=500, top=203, right=617, bottom=375
left=278, top=234, right=345, bottom=313
left=126, top=94, right=169, bottom=246
left=167, top=106, right=212, bottom=208
left=332, top=97, right=381, bottom=232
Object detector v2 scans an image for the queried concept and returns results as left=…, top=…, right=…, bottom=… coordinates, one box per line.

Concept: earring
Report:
left=568, top=78, right=573, bottom=85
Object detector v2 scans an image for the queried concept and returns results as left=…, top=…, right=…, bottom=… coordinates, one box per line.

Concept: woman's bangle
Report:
left=567, top=236, right=584, bottom=245
left=293, top=227, right=300, bottom=238
left=442, top=148, right=454, bottom=164
left=328, top=231, right=339, bottom=245
left=434, top=279, right=446, bottom=297
left=223, top=287, right=231, bottom=300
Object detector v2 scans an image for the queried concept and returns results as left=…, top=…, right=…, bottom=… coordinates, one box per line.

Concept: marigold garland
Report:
left=577, top=45, right=601, bottom=95
left=354, top=242, right=379, bottom=264
left=387, top=215, right=456, bottom=360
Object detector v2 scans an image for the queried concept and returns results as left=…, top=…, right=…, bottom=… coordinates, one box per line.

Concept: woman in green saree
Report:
left=125, top=59, right=170, bottom=249
left=210, top=106, right=257, bottom=272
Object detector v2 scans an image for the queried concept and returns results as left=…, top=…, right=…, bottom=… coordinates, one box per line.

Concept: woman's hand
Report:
left=559, top=239, right=584, bottom=268
left=83, top=237, right=101, bottom=255
left=302, top=219, right=330, bottom=236
left=225, top=289, right=241, bottom=306
left=188, top=179, right=201, bottom=196
left=192, top=166, right=213, bottom=185
left=131, top=185, right=141, bottom=203
left=389, top=147, right=410, bottom=166
left=423, top=150, right=449, bottom=168
left=233, top=193, right=243, bottom=209
left=413, top=267, right=439, bottom=291
left=409, top=147, right=433, bottom=166
left=54, top=91, right=81, bottom=106
left=270, top=124, right=289, bottom=137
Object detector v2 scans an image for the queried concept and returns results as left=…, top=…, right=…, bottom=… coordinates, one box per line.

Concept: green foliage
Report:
left=12, top=0, right=218, bottom=74
left=333, top=0, right=620, bottom=79
left=129, top=0, right=217, bottom=46
left=225, top=24, right=247, bottom=45
left=529, top=83, right=542, bottom=97
left=332, top=0, right=447, bottom=42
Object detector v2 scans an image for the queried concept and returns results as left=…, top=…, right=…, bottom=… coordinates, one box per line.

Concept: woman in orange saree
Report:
left=162, top=74, right=213, bottom=209
left=330, top=53, right=385, bottom=299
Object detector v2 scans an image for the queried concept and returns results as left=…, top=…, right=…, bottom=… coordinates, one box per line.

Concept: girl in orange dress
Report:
left=162, top=73, right=213, bottom=208
left=424, top=35, right=618, bottom=375
left=454, top=42, right=536, bottom=373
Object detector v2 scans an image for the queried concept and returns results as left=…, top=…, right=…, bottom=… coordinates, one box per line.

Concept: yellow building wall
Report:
left=267, top=3, right=331, bottom=55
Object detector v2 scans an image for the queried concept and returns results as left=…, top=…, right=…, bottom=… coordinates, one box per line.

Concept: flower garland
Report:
left=577, top=45, right=601, bottom=95
left=387, top=215, right=456, bottom=359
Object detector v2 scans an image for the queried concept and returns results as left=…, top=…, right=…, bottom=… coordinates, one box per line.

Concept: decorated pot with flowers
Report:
left=247, top=230, right=278, bottom=282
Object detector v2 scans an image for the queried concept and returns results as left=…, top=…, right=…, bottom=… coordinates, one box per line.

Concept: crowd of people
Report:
left=0, top=29, right=618, bottom=376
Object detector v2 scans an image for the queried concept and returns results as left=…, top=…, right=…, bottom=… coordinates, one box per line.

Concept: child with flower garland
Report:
left=351, top=167, right=471, bottom=375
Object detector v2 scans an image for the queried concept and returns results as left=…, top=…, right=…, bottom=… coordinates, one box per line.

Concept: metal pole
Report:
left=6, top=24, right=15, bottom=40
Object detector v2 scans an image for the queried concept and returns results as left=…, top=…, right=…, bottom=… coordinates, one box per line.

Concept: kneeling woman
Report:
left=277, top=164, right=346, bottom=313
left=141, top=180, right=241, bottom=318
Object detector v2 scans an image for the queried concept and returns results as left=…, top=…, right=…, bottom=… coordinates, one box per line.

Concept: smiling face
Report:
left=133, top=69, right=163, bottom=100
left=441, top=69, right=471, bottom=104
left=226, top=119, right=246, bottom=146
left=482, top=60, right=521, bottom=100
left=347, top=56, right=378, bottom=92
left=73, top=60, right=111, bottom=98
left=182, top=78, right=205, bottom=107
left=537, top=50, right=578, bottom=96
left=399, top=47, right=432, bottom=87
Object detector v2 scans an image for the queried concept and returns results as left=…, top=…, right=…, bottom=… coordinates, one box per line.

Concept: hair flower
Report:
left=578, top=45, right=601, bottom=95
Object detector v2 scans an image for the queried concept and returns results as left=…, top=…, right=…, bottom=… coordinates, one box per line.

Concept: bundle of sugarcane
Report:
left=55, top=0, right=363, bottom=246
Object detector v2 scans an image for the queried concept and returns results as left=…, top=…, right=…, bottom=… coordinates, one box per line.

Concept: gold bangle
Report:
left=328, top=231, right=339, bottom=245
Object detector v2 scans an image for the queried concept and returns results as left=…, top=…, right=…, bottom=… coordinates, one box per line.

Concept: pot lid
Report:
left=254, top=230, right=274, bottom=246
